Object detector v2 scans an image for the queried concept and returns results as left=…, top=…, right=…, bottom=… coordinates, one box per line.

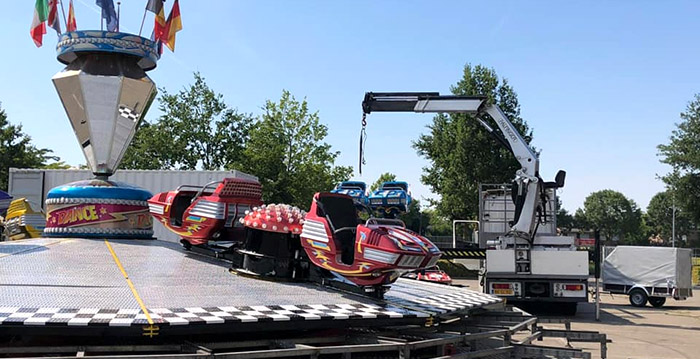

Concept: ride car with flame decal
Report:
left=147, top=178, right=263, bottom=246
left=300, top=192, right=441, bottom=288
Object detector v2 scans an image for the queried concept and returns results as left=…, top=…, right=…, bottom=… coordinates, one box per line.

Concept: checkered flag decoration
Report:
left=0, top=303, right=426, bottom=327
left=118, top=105, right=141, bottom=122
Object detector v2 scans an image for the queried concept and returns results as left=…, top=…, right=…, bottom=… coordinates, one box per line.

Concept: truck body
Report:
left=480, top=184, right=589, bottom=311
left=603, top=245, right=693, bottom=307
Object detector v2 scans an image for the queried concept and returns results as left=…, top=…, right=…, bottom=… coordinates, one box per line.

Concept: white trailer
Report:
left=7, top=168, right=256, bottom=242
left=603, top=246, right=693, bottom=307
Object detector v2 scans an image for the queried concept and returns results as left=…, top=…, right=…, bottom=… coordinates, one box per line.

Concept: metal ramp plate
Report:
left=0, top=238, right=502, bottom=334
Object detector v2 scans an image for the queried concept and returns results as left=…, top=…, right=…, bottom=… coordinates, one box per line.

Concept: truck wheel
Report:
left=649, top=297, right=666, bottom=308
left=629, top=288, right=648, bottom=307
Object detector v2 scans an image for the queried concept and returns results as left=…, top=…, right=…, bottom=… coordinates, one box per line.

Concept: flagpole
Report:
left=139, top=4, right=148, bottom=36
left=59, top=0, right=68, bottom=32
left=117, top=2, right=121, bottom=32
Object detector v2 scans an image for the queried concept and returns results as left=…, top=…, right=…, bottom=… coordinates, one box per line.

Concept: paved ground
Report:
left=456, top=279, right=700, bottom=359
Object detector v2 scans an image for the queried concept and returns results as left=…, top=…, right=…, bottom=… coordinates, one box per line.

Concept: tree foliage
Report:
left=556, top=198, right=575, bottom=235
left=370, top=172, right=397, bottom=192
left=122, top=72, right=254, bottom=171
left=414, top=64, right=532, bottom=220
left=424, top=210, right=452, bottom=236
left=121, top=74, right=352, bottom=209
left=658, top=94, right=700, bottom=225
left=646, top=191, right=693, bottom=244
left=399, top=199, right=429, bottom=235
left=243, top=90, right=352, bottom=209
left=41, top=161, right=72, bottom=169
left=0, top=105, right=58, bottom=191
left=577, top=190, right=644, bottom=244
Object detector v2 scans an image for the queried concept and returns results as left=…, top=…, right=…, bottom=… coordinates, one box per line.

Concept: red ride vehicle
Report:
left=299, top=192, right=442, bottom=290
left=403, top=266, right=453, bottom=285
left=147, top=178, right=263, bottom=247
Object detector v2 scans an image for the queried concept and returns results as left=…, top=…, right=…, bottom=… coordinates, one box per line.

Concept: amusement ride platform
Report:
left=0, top=237, right=502, bottom=337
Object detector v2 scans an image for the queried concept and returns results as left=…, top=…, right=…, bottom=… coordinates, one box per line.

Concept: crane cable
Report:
left=359, top=113, right=367, bottom=175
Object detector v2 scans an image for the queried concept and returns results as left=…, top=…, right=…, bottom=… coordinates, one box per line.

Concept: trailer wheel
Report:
left=649, top=297, right=666, bottom=308
left=629, top=288, right=648, bottom=307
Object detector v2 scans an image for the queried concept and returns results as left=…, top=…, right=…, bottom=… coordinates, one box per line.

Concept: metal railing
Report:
left=426, top=236, right=475, bottom=249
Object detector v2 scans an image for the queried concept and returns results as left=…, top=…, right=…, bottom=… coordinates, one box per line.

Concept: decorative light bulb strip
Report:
left=241, top=204, right=306, bottom=234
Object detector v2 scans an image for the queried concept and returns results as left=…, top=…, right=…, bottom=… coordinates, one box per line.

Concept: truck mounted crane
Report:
left=362, top=92, right=589, bottom=313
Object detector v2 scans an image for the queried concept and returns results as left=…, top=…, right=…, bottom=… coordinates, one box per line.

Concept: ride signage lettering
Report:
left=47, top=203, right=151, bottom=228
left=56, top=205, right=99, bottom=225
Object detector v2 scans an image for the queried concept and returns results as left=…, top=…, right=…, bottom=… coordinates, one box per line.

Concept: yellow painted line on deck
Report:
left=104, top=239, right=154, bottom=326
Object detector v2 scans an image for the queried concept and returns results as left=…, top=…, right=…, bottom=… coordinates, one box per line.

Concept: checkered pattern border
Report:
left=388, top=291, right=502, bottom=315
left=0, top=303, right=427, bottom=327
left=118, top=105, right=140, bottom=122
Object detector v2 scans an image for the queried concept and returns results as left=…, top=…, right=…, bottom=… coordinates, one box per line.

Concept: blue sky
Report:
left=1, top=1, right=698, bottom=213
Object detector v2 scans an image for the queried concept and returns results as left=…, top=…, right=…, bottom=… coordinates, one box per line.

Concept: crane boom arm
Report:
left=361, top=92, right=542, bottom=240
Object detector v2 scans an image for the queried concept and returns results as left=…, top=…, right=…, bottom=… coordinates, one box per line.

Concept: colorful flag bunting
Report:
left=48, top=0, right=61, bottom=35
left=96, top=0, right=118, bottom=32
left=164, top=0, right=182, bottom=52
left=66, top=0, right=77, bottom=32
left=30, top=0, right=48, bottom=47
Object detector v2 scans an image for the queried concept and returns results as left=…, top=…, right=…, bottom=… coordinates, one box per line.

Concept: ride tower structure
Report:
left=45, top=31, right=160, bottom=238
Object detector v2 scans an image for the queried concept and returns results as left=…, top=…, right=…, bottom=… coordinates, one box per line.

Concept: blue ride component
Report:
left=47, top=179, right=152, bottom=201
left=330, top=181, right=368, bottom=205
left=368, top=181, right=412, bottom=214
left=56, top=31, right=160, bottom=70
left=0, top=190, right=12, bottom=215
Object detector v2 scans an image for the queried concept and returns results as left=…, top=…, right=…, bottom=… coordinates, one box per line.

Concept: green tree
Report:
left=646, top=190, right=693, bottom=244
left=0, top=105, right=58, bottom=191
left=370, top=172, right=397, bottom=192
left=122, top=72, right=254, bottom=170
left=399, top=199, right=430, bottom=235
left=41, top=161, right=72, bottom=169
left=658, top=94, right=700, bottom=224
left=556, top=198, right=575, bottom=235
left=424, top=210, right=452, bottom=236
left=577, top=190, right=644, bottom=244
left=414, top=64, right=533, bottom=220
left=243, top=90, right=352, bottom=209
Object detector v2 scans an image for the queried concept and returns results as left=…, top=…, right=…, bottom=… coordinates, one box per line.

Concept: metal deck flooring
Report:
left=0, top=238, right=502, bottom=334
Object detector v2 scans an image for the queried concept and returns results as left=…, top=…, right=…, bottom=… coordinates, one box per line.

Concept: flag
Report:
left=164, top=0, right=181, bottom=52
left=146, top=0, right=167, bottom=42
left=66, top=0, right=77, bottom=32
left=150, top=29, right=164, bottom=55
left=48, top=0, right=61, bottom=35
left=30, top=0, right=48, bottom=47
left=95, top=0, right=118, bottom=32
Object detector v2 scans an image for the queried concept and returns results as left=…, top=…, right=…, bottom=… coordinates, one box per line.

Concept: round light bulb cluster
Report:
left=240, top=204, right=307, bottom=234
